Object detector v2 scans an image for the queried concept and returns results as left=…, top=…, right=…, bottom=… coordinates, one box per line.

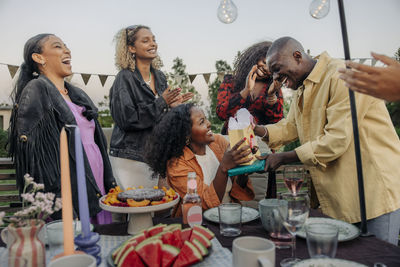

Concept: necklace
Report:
left=58, top=88, right=68, bottom=95
left=145, top=72, right=152, bottom=86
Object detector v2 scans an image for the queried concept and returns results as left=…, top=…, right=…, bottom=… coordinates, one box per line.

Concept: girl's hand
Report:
left=220, top=138, right=252, bottom=172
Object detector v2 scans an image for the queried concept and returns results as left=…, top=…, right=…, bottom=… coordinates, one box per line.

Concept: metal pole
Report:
left=337, top=0, right=369, bottom=235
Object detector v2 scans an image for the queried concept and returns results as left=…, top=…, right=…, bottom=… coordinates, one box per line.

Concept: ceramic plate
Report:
left=297, top=217, right=360, bottom=242
left=293, top=258, right=367, bottom=267
left=203, top=206, right=259, bottom=224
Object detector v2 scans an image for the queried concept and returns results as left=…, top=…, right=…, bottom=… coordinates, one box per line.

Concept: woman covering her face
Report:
left=216, top=41, right=285, bottom=199
left=109, top=25, right=192, bottom=190
left=145, top=103, right=255, bottom=217
left=8, top=34, right=116, bottom=223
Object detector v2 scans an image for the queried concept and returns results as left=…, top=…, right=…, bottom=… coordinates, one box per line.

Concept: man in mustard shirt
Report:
left=254, top=36, right=400, bottom=245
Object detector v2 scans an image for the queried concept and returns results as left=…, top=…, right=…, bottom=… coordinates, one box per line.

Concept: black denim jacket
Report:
left=8, top=75, right=116, bottom=218
left=109, top=67, right=169, bottom=162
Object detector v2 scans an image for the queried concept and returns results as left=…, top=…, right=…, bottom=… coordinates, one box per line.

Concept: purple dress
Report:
left=66, top=100, right=112, bottom=224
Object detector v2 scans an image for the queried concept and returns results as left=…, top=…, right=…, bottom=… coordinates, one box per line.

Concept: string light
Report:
left=309, top=0, right=330, bottom=19
left=217, top=0, right=238, bottom=24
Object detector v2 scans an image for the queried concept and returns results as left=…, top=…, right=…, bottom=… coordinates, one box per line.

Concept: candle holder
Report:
left=74, top=232, right=101, bottom=265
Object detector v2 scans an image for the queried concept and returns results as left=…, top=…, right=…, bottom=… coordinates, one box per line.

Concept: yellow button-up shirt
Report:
left=265, top=52, right=400, bottom=223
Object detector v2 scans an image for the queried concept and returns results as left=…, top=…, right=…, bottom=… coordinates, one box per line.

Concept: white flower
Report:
left=10, top=174, right=63, bottom=227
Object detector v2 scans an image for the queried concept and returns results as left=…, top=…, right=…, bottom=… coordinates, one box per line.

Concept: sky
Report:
left=0, top=0, right=399, bottom=107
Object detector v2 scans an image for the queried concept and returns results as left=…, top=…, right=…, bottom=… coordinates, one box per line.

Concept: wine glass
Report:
left=279, top=192, right=310, bottom=267
left=283, top=165, right=305, bottom=196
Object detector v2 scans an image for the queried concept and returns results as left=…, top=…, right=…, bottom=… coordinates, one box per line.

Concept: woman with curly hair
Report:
left=216, top=41, right=285, bottom=200
left=8, top=34, right=116, bottom=224
left=216, top=41, right=284, bottom=134
left=146, top=103, right=255, bottom=217
left=109, top=25, right=193, bottom=189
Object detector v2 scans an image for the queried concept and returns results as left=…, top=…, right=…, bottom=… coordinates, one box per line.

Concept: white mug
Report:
left=232, top=236, right=275, bottom=267
left=48, top=253, right=96, bottom=267
left=1, top=226, right=46, bottom=247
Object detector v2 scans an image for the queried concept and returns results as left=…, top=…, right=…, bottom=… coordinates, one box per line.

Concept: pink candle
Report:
left=59, top=127, right=75, bottom=256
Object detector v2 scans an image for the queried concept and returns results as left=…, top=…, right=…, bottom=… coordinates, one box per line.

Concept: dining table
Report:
left=1, top=209, right=400, bottom=266
left=94, top=209, right=400, bottom=267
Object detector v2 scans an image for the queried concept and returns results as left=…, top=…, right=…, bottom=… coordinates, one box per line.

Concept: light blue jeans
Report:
left=358, top=208, right=400, bottom=245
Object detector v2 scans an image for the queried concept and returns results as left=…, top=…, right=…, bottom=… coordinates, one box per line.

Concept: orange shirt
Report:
left=167, top=134, right=255, bottom=217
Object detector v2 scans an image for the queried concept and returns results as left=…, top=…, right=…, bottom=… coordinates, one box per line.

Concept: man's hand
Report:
left=256, top=151, right=300, bottom=172
left=169, top=92, right=194, bottom=108
left=162, top=87, right=181, bottom=106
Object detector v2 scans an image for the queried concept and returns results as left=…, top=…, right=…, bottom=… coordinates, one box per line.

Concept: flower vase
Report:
left=7, top=220, right=46, bottom=267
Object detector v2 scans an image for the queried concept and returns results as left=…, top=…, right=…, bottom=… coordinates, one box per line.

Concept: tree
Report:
left=207, top=60, right=232, bottom=133
left=97, top=95, right=113, bottom=128
left=166, top=57, right=202, bottom=105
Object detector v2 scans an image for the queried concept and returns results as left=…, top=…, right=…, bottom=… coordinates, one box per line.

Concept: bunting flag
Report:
left=217, top=72, right=225, bottom=82
left=81, top=73, right=91, bottom=85
left=203, top=73, right=211, bottom=84
left=359, top=58, right=367, bottom=65
left=98, top=75, right=108, bottom=86
left=7, top=65, right=19, bottom=78
left=189, top=74, right=197, bottom=83
left=371, top=58, right=377, bottom=66
left=175, top=75, right=183, bottom=85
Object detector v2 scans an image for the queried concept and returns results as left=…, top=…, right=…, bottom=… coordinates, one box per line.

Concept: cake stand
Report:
left=99, top=194, right=180, bottom=235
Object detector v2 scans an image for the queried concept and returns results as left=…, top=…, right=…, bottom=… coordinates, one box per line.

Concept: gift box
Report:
left=227, top=159, right=266, bottom=177
left=227, top=108, right=261, bottom=165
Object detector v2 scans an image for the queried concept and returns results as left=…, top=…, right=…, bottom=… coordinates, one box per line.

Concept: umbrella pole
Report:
left=337, top=0, right=369, bottom=236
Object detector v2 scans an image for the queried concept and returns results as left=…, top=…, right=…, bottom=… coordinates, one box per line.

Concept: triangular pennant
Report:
left=217, top=72, right=225, bottom=82
left=98, top=75, right=108, bottom=87
left=371, top=58, right=377, bottom=66
left=175, top=75, right=183, bottom=85
left=81, top=73, right=91, bottom=85
left=65, top=74, right=74, bottom=83
left=7, top=65, right=19, bottom=78
left=189, top=74, right=197, bottom=84
left=359, top=58, right=367, bottom=65
left=203, top=73, right=211, bottom=84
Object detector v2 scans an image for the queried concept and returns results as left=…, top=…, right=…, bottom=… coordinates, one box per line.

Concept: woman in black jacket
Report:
left=8, top=34, right=116, bottom=223
left=109, top=25, right=192, bottom=189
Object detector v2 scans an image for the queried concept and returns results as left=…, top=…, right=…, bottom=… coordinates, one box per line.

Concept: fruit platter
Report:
left=99, top=186, right=180, bottom=234
left=107, top=223, right=215, bottom=267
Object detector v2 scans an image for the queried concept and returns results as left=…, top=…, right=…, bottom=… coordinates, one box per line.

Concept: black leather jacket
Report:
left=8, top=75, right=116, bottom=218
left=109, top=67, right=169, bottom=162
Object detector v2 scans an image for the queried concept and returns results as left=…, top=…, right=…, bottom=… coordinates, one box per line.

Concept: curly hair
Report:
left=232, top=41, right=272, bottom=93
left=113, top=25, right=162, bottom=72
left=145, top=103, right=195, bottom=177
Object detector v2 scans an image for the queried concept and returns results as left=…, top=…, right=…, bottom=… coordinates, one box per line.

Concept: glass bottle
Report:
left=182, top=172, right=202, bottom=226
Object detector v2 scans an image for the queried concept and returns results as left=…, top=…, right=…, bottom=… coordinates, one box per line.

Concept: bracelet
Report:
left=261, top=127, right=268, bottom=138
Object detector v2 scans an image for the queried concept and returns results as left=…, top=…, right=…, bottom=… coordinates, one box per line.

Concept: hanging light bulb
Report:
left=309, top=0, right=330, bottom=19
left=217, top=0, right=238, bottom=24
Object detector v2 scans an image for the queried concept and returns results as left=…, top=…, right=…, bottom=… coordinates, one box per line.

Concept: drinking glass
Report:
left=306, top=223, right=338, bottom=258
left=283, top=165, right=305, bottom=196
left=218, top=203, right=242, bottom=237
left=279, top=193, right=310, bottom=267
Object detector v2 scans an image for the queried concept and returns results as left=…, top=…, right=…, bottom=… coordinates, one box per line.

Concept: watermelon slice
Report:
left=113, top=232, right=144, bottom=260
left=115, top=242, right=136, bottom=265
left=147, top=224, right=166, bottom=237
left=136, top=239, right=162, bottom=267
left=190, top=230, right=211, bottom=249
left=161, top=244, right=180, bottom=267
left=172, top=229, right=183, bottom=248
left=161, top=231, right=175, bottom=246
left=191, top=238, right=208, bottom=257
left=165, top=224, right=182, bottom=232
left=193, top=225, right=215, bottom=240
left=129, top=232, right=146, bottom=244
left=118, top=248, right=145, bottom=267
left=172, top=241, right=203, bottom=267
left=180, top=228, right=192, bottom=242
